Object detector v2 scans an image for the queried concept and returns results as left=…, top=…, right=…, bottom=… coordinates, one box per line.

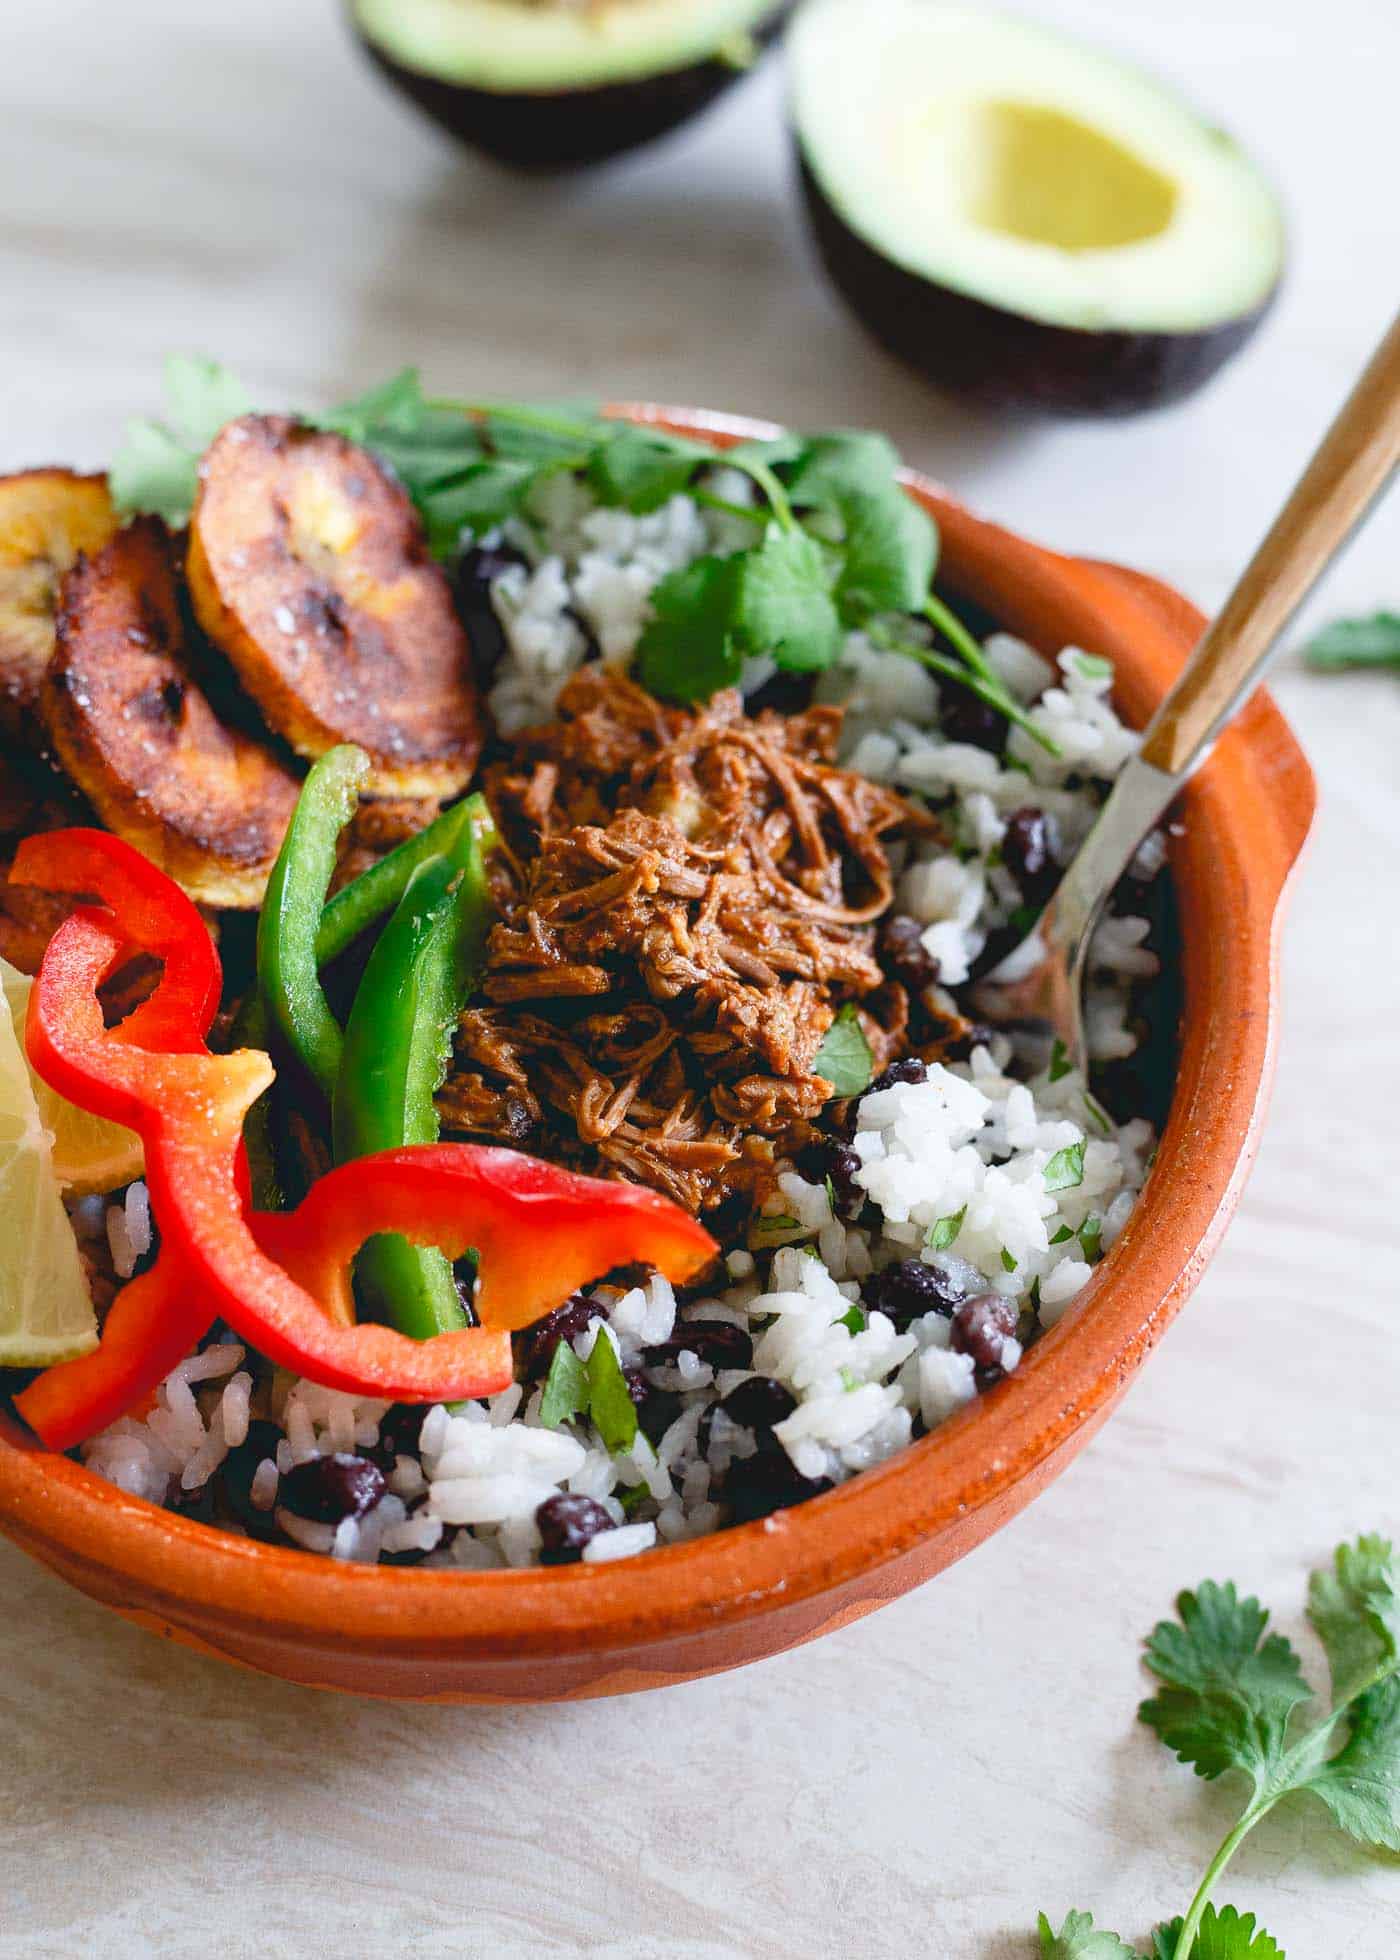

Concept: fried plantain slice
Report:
left=0, top=748, right=89, bottom=973
left=41, top=517, right=302, bottom=909
left=188, top=415, right=482, bottom=797
left=0, top=470, right=120, bottom=739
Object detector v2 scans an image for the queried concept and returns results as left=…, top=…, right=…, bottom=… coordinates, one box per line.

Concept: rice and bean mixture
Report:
left=79, top=470, right=1166, bottom=1568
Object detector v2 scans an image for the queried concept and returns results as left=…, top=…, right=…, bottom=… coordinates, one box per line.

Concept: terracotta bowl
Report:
left=0, top=408, right=1316, bottom=1701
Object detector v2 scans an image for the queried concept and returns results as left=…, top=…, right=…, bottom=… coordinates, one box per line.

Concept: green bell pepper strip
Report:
left=257, top=744, right=370, bottom=1099
left=229, top=990, right=282, bottom=1211
left=331, top=807, right=496, bottom=1340
left=315, top=796, right=481, bottom=967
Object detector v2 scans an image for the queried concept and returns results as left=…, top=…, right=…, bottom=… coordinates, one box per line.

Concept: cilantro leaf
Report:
left=110, top=354, right=253, bottom=522
left=1150, top=1906, right=1283, bottom=1959
left=1306, top=1534, right=1400, bottom=1706
left=589, top=427, right=704, bottom=513
left=724, top=432, right=808, bottom=474
left=164, top=354, right=251, bottom=451
left=317, top=369, right=487, bottom=505
left=1302, top=1671, right=1400, bottom=1851
left=833, top=485, right=936, bottom=624
left=812, top=1003, right=874, bottom=1097
left=1049, top=1223, right=1075, bottom=1245
left=418, top=458, right=536, bottom=554
left=1139, top=1581, right=1312, bottom=1785
left=1071, top=651, right=1114, bottom=682
left=1079, top=1215, right=1104, bottom=1262
left=783, top=430, right=904, bottom=507
left=1001, top=1247, right=1018, bottom=1273
left=109, top=419, right=203, bottom=524
left=1049, top=1037, right=1073, bottom=1082
left=1043, top=1141, right=1086, bottom=1193
left=839, top=1303, right=867, bottom=1335
left=635, top=554, right=745, bottom=701
left=585, top=1330, right=639, bottom=1455
left=736, top=526, right=842, bottom=671
left=926, top=1207, right=966, bottom=1252
left=1037, top=1909, right=1140, bottom=1959
left=539, top=1340, right=589, bottom=1428
left=1303, top=612, right=1400, bottom=672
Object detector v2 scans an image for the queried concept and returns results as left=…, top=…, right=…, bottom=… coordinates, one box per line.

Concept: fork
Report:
left=975, top=308, right=1400, bottom=1072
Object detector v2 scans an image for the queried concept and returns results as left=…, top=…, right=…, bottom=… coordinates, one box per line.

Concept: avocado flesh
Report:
left=790, top=0, right=1285, bottom=412
left=353, top=0, right=781, bottom=93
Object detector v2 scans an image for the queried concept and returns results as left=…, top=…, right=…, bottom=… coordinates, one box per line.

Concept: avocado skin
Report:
left=351, top=5, right=792, bottom=171
left=796, top=153, right=1279, bottom=418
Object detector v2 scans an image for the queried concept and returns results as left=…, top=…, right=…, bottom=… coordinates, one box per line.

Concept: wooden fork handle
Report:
left=1141, top=309, right=1400, bottom=776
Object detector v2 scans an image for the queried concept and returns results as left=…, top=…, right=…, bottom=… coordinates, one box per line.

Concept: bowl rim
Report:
left=0, top=406, right=1317, bottom=1662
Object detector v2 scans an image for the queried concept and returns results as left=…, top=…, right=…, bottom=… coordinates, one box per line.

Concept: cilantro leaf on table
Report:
left=1040, top=1537, right=1400, bottom=1960
left=1037, top=1910, right=1141, bottom=1959
left=1302, top=612, right=1400, bottom=671
left=811, top=1003, right=874, bottom=1097
left=1150, top=1907, right=1284, bottom=1958
left=1138, top=1579, right=1312, bottom=1783
left=1306, top=1532, right=1400, bottom=1706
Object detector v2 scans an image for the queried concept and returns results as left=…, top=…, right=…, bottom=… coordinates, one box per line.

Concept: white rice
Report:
left=77, top=478, right=1166, bottom=1568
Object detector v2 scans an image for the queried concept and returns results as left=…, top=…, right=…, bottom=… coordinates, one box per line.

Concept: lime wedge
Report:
left=0, top=961, right=143, bottom=1196
left=0, top=973, right=98, bottom=1366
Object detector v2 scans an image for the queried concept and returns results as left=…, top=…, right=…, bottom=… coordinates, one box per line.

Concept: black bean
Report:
left=950, top=1293, right=1019, bottom=1372
left=867, top=1055, right=928, bottom=1096
left=279, top=1452, right=386, bottom=1526
left=644, top=1320, right=753, bottom=1371
left=721, top=1375, right=798, bottom=1432
left=637, top=1386, right=684, bottom=1446
left=536, top=1493, right=615, bottom=1565
left=793, top=1138, right=866, bottom=1221
left=878, top=913, right=941, bottom=992
left=861, top=1257, right=964, bottom=1328
left=374, top=1403, right=428, bottom=1466
left=218, top=1419, right=284, bottom=1529
left=725, top=1449, right=833, bottom=1525
left=518, top=1293, right=598, bottom=1381
left=1001, top=807, right=1056, bottom=901
left=939, top=678, right=1007, bottom=753
left=454, top=541, right=529, bottom=683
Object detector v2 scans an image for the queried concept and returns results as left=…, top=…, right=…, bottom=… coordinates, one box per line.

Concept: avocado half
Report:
left=790, top=0, right=1286, bottom=415
left=350, top=0, right=791, bottom=169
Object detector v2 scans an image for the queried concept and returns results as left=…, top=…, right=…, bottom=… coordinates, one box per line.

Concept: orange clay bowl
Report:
left=0, top=407, right=1316, bottom=1702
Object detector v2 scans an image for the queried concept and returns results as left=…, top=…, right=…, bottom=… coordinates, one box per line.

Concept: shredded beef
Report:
left=438, top=670, right=964, bottom=1215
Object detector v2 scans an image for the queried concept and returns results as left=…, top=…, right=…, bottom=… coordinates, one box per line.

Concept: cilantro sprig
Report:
left=109, top=356, right=1052, bottom=749
left=537, top=1326, right=639, bottom=1455
left=1040, top=1535, right=1400, bottom=1958
left=1302, top=611, right=1400, bottom=672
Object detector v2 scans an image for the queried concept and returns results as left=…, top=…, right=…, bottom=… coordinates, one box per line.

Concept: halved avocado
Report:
left=790, top=0, right=1286, bottom=415
left=349, top=0, right=791, bottom=169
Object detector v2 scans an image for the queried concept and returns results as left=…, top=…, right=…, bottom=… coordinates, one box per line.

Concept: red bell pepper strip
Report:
left=17, top=1249, right=203, bottom=1453
left=11, top=828, right=218, bottom=1054
left=12, top=835, right=718, bottom=1445
left=252, top=1145, right=719, bottom=1334
left=17, top=908, right=515, bottom=1412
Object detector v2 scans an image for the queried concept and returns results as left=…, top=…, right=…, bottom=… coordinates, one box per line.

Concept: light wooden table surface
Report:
left=2, top=3, right=1397, bottom=1954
